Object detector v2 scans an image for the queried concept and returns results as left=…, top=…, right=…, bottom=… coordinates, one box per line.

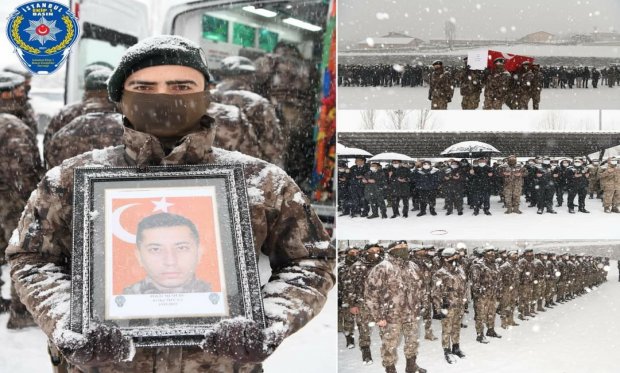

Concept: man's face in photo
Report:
left=136, top=225, right=202, bottom=290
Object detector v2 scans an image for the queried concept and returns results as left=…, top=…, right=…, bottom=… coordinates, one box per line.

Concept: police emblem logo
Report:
left=5, top=1, right=79, bottom=75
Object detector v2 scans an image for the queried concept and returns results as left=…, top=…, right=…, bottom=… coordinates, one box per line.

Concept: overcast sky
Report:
left=338, top=110, right=620, bottom=131
left=339, top=0, right=620, bottom=43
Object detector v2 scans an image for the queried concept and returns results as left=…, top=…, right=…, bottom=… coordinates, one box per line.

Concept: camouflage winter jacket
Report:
left=431, top=263, right=467, bottom=310
left=43, top=91, right=118, bottom=155
left=208, top=102, right=261, bottom=161
left=364, top=255, right=424, bottom=324
left=518, top=258, right=535, bottom=286
left=470, top=258, right=499, bottom=299
left=429, top=69, right=454, bottom=101
left=0, top=114, right=43, bottom=259
left=211, top=88, right=285, bottom=167
left=345, top=258, right=379, bottom=309
left=499, top=260, right=519, bottom=293
left=499, top=163, right=525, bottom=189
left=254, top=51, right=317, bottom=105
left=0, top=99, right=38, bottom=135
left=533, top=259, right=546, bottom=283
left=45, top=112, right=124, bottom=169
left=545, top=260, right=558, bottom=283
left=458, top=69, right=484, bottom=96
left=411, top=256, right=433, bottom=315
left=6, top=121, right=335, bottom=373
left=599, top=166, right=620, bottom=191
left=484, top=66, right=512, bottom=101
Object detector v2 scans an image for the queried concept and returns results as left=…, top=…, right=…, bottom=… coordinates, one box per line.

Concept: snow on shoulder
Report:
left=212, top=148, right=289, bottom=205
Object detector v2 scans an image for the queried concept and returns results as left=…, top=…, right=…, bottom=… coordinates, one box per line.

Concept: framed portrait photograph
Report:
left=70, top=165, right=265, bottom=347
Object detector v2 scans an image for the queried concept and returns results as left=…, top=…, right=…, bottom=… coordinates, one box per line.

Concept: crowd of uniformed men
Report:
left=338, top=154, right=620, bottom=217
left=338, top=60, right=620, bottom=110
left=0, top=42, right=317, bottom=329
left=338, top=241, right=613, bottom=372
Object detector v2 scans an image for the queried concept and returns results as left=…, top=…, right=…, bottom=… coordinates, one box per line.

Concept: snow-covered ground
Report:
left=339, top=262, right=620, bottom=373
left=338, top=194, right=619, bottom=240
left=338, top=86, right=620, bottom=110
left=0, top=259, right=337, bottom=372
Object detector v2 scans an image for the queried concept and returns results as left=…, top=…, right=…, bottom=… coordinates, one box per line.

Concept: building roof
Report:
left=337, top=131, right=620, bottom=158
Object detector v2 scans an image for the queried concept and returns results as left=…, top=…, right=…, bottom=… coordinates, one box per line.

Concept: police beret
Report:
left=3, top=64, right=32, bottom=79
left=84, top=61, right=114, bottom=79
left=85, top=69, right=112, bottom=91
left=107, top=35, right=211, bottom=102
left=493, top=57, right=505, bottom=64
left=387, top=240, right=408, bottom=250
left=432, top=60, right=443, bottom=66
left=0, top=72, right=25, bottom=92
left=441, top=247, right=457, bottom=257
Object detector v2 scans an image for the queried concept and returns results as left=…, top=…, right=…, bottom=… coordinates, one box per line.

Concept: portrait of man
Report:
left=123, top=212, right=212, bottom=295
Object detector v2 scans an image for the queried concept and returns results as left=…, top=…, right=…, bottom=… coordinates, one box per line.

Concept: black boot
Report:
left=385, top=365, right=397, bottom=373
left=578, top=208, right=590, bottom=213
left=381, top=211, right=388, bottom=219
left=452, top=343, right=466, bottom=358
left=444, top=348, right=456, bottom=364
left=446, top=209, right=453, bottom=215
left=0, top=298, right=10, bottom=314
left=417, top=210, right=426, bottom=217
left=429, top=208, right=437, bottom=216
left=361, top=346, right=373, bottom=365
left=484, top=209, right=491, bottom=215
left=476, top=333, right=489, bottom=343
left=473, top=208, right=479, bottom=216
left=486, top=328, right=502, bottom=338
left=346, top=335, right=355, bottom=349
left=405, top=356, right=426, bottom=373
left=339, top=211, right=350, bottom=217
left=458, top=210, right=463, bottom=215
left=390, top=213, right=400, bottom=219
left=537, top=208, right=544, bottom=214
left=367, top=213, right=379, bottom=219
left=547, top=208, right=557, bottom=214
left=568, top=208, right=575, bottom=214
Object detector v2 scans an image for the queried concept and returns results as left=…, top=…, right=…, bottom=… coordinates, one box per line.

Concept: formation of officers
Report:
left=338, top=154, right=620, bottom=218
left=338, top=60, right=620, bottom=110
left=0, top=43, right=316, bottom=329
left=338, top=241, right=611, bottom=372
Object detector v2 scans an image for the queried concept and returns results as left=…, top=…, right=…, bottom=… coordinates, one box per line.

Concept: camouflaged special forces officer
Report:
left=7, top=35, right=335, bottom=373
left=365, top=241, right=427, bottom=373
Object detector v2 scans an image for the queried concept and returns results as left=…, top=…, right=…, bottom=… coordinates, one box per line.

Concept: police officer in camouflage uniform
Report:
left=457, top=57, right=484, bottom=110
left=518, top=249, right=536, bottom=320
left=428, top=60, right=454, bottom=110
left=339, top=246, right=360, bottom=348
left=44, top=66, right=118, bottom=167
left=0, top=71, right=38, bottom=136
left=0, top=111, right=43, bottom=326
left=212, top=56, right=285, bottom=167
left=7, top=35, right=335, bottom=373
left=599, top=157, right=620, bottom=213
left=499, top=250, right=520, bottom=329
left=45, top=71, right=124, bottom=168
left=432, top=247, right=467, bottom=364
left=483, top=58, right=512, bottom=110
left=410, top=246, right=438, bottom=342
left=346, top=243, right=383, bottom=365
left=544, top=253, right=559, bottom=307
left=499, top=155, right=525, bottom=214
left=365, top=240, right=427, bottom=373
left=530, top=63, right=544, bottom=109
left=471, top=247, right=501, bottom=343
left=533, top=253, right=547, bottom=312
left=587, top=159, right=601, bottom=199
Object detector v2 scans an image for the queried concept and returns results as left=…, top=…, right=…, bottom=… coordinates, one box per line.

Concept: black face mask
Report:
left=389, top=247, right=409, bottom=260
left=120, top=91, right=210, bottom=139
left=366, top=252, right=381, bottom=262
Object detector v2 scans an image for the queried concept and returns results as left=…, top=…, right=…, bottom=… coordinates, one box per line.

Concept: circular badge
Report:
left=6, top=1, right=79, bottom=75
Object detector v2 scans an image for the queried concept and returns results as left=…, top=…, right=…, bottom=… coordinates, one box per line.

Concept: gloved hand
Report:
left=55, top=323, right=133, bottom=366
left=202, top=318, right=280, bottom=364
left=432, top=310, right=446, bottom=320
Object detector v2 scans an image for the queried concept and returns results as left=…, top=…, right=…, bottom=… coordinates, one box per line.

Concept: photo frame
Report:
left=70, top=165, right=265, bottom=347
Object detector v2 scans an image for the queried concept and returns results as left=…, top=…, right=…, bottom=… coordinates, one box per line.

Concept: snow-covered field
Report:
left=338, top=86, right=620, bottom=110
left=339, top=262, right=620, bottom=373
left=0, top=258, right=337, bottom=372
left=338, top=194, right=619, bottom=240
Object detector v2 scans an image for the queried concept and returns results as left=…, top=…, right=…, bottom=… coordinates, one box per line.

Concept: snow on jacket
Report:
left=412, top=167, right=442, bottom=191
left=6, top=122, right=335, bottom=373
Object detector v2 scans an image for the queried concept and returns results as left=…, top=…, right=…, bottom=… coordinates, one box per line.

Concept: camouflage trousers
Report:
left=342, top=307, right=355, bottom=336
left=473, top=296, right=496, bottom=334
left=431, top=98, right=449, bottom=110
left=500, top=287, right=518, bottom=325
left=483, top=97, right=504, bottom=110
left=461, top=94, right=481, bottom=110
left=556, top=281, right=567, bottom=299
left=350, top=306, right=373, bottom=348
left=441, top=306, right=464, bottom=349
left=518, top=94, right=531, bottom=109
left=379, top=322, right=420, bottom=367
left=503, top=184, right=523, bottom=208
left=0, top=193, right=26, bottom=260
left=602, top=188, right=620, bottom=209
left=546, top=280, right=557, bottom=303
left=534, top=281, right=545, bottom=308
left=531, top=92, right=541, bottom=110
left=519, top=285, right=534, bottom=316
